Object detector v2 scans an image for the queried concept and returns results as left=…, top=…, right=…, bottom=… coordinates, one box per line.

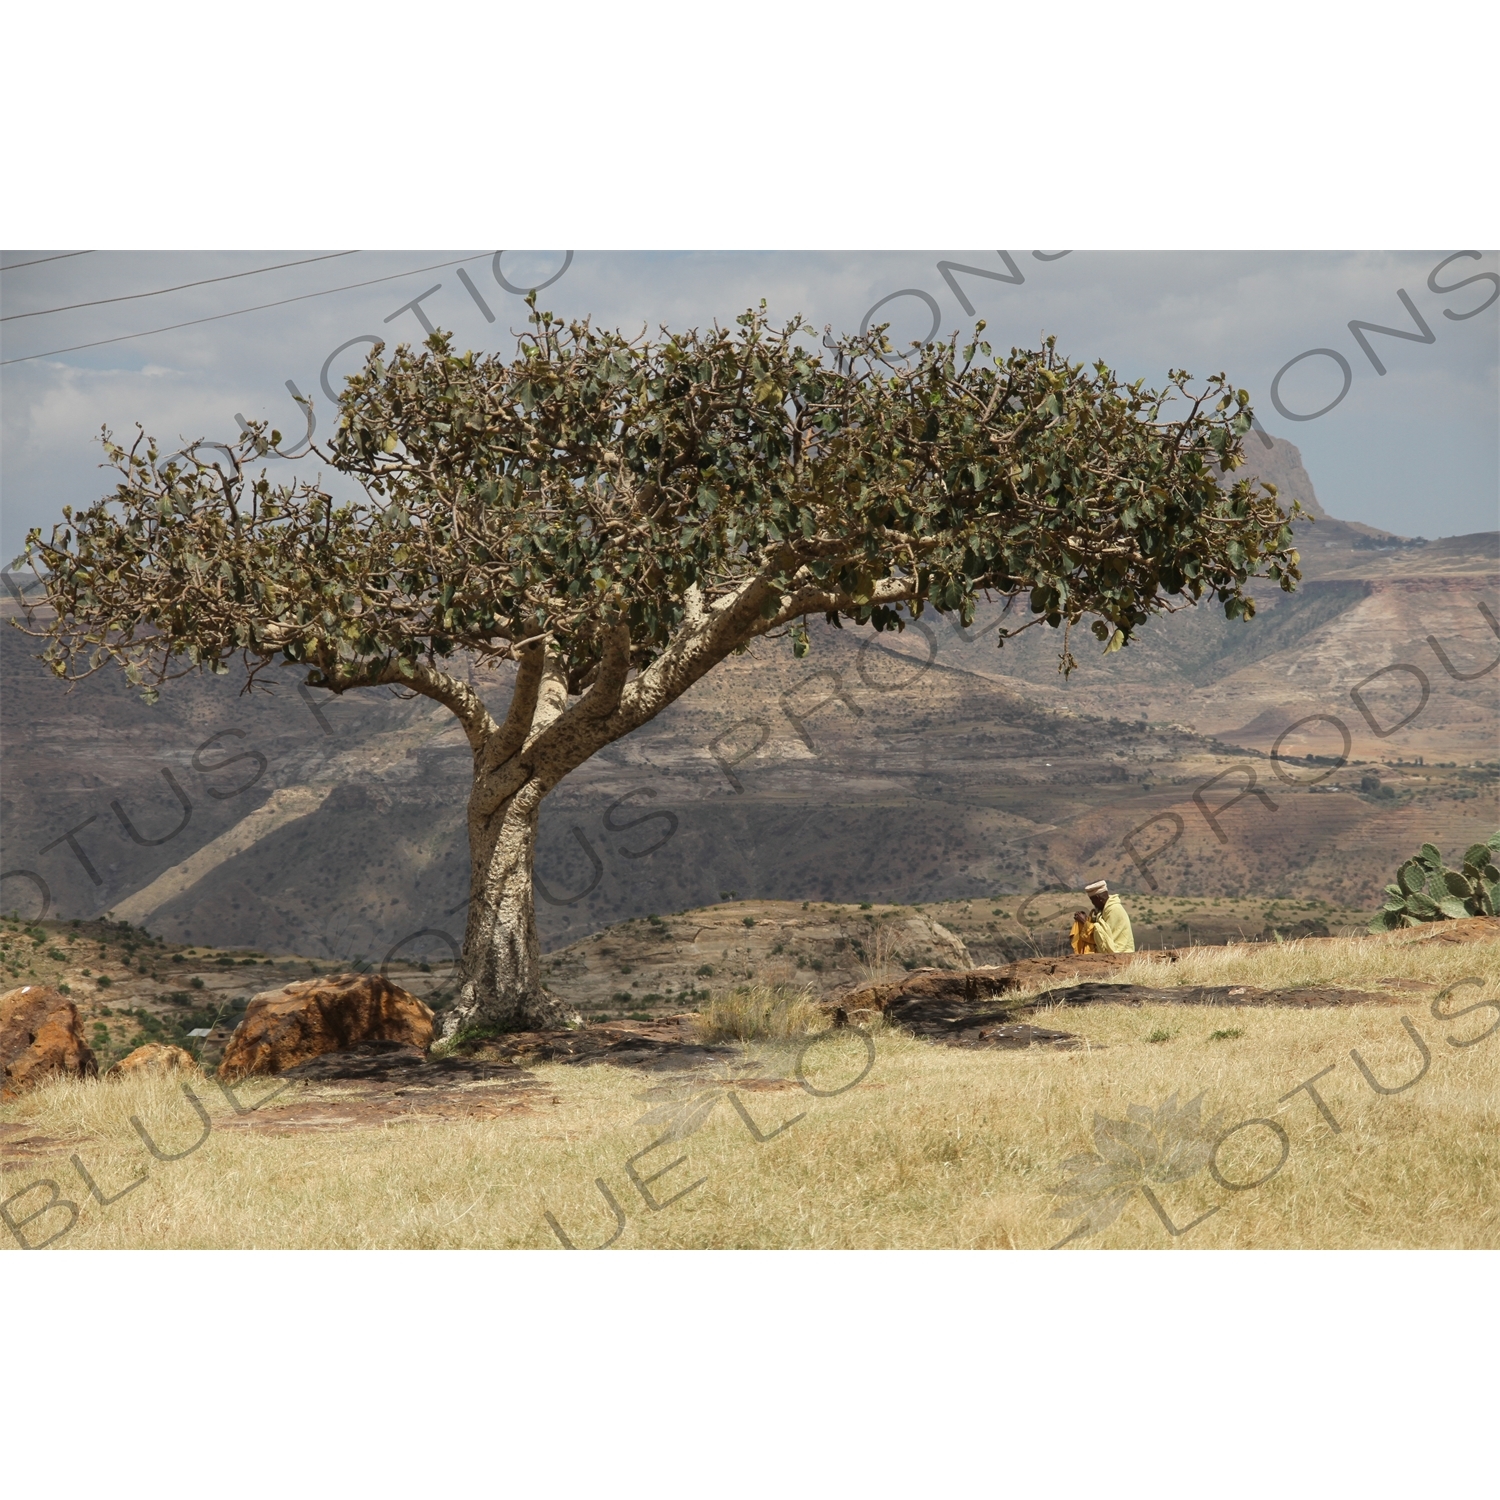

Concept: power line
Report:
left=2, top=250, right=360, bottom=322
left=0, top=254, right=496, bottom=367
left=1, top=251, right=94, bottom=272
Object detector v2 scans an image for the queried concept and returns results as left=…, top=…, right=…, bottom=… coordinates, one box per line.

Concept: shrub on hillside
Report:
left=1369, top=834, right=1500, bottom=931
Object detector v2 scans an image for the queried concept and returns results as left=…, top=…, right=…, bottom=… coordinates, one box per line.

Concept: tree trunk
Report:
left=441, top=771, right=567, bottom=1038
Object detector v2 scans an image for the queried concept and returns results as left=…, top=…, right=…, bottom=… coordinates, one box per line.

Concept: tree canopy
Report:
left=17, top=303, right=1302, bottom=1031
left=22, top=304, right=1299, bottom=703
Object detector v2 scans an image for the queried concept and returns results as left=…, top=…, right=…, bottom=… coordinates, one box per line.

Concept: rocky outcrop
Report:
left=1, top=985, right=98, bottom=1100
left=108, top=1043, right=200, bottom=1078
left=837, top=951, right=1153, bottom=1016
left=1390, top=914, right=1500, bottom=945
left=218, top=973, right=435, bottom=1081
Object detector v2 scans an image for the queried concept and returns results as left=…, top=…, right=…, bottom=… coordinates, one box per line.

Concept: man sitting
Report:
left=1071, top=880, right=1136, bottom=954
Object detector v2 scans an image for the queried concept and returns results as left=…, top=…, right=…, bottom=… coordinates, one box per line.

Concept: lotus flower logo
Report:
left=633, top=1051, right=806, bottom=1143
left=1052, top=1091, right=1228, bottom=1246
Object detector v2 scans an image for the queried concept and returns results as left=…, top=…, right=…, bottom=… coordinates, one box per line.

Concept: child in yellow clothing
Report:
left=1071, top=880, right=1135, bottom=954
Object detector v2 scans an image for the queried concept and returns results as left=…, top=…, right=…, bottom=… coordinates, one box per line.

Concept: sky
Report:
left=2, top=248, right=1496, bottom=566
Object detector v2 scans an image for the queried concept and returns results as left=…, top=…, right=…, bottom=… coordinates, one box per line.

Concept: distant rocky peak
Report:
left=1234, top=432, right=1329, bottom=520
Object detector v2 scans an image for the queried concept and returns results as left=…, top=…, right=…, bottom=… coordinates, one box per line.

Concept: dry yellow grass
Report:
left=1119, top=929, right=1500, bottom=996
left=692, top=982, right=826, bottom=1042
left=855, top=918, right=908, bottom=986
left=4, top=937, right=1495, bottom=1251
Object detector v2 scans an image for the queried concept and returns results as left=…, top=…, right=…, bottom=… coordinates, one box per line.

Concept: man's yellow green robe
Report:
left=1072, top=894, right=1135, bottom=953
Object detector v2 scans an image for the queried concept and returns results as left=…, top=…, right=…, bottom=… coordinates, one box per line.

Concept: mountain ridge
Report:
left=3, top=435, right=1494, bottom=960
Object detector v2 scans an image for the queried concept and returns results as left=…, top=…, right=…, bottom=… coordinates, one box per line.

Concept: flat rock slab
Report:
left=1017, top=982, right=1388, bottom=1010
left=882, top=994, right=1083, bottom=1049
left=470, top=1018, right=747, bottom=1073
left=279, top=1040, right=533, bottom=1086
left=838, top=953, right=1166, bottom=1015
left=885, top=977, right=1400, bottom=1040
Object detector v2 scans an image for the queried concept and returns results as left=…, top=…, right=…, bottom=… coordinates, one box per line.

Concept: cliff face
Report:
left=1236, top=431, right=1439, bottom=544
left=1237, top=432, right=1330, bottom=520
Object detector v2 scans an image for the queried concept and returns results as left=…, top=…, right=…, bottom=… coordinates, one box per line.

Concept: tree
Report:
left=18, top=304, right=1301, bottom=1034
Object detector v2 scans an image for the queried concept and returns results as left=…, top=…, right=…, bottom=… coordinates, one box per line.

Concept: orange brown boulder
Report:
left=1, top=984, right=98, bottom=1100
left=108, top=1043, right=200, bottom=1079
left=217, top=973, right=435, bottom=1082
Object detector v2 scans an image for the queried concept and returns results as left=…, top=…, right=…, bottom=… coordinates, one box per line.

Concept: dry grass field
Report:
left=3, top=928, right=1495, bottom=1251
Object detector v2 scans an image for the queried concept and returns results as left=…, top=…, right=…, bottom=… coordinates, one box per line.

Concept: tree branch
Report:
left=311, top=657, right=499, bottom=751
left=482, top=638, right=546, bottom=772
left=528, top=652, right=571, bottom=740
left=576, top=622, right=632, bottom=720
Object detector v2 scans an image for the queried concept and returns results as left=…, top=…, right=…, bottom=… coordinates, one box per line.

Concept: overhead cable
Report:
left=0, top=253, right=494, bottom=367
left=2, top=250, right=360, bottom=322
left=1, top=251, right=95, bottom=272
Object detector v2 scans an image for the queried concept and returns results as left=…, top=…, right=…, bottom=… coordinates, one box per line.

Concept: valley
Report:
left=2, top=436, right=1494, bottom=967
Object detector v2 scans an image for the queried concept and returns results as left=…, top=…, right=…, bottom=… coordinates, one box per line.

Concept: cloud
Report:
left=3, top=249, right=1495, bottom=559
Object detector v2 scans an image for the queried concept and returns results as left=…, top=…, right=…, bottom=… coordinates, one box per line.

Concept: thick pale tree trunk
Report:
left=421, top=580, right=844, bottom=1037
left=442, top=769, right=567, bottom=1038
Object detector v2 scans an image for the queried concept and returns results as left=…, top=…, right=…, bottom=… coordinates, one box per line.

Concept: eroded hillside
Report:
left=2, top=434, right=1495, bottom=963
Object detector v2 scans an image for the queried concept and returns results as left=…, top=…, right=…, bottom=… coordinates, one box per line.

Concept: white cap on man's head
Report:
left=1084, top=880, right=1109, bottom=896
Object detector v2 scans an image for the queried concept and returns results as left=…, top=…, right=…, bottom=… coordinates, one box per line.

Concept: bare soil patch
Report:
left=183, top=1022, right=759, bottom=1138
left=0, top=1119, right=82, bottom=1173
left=208, top=1040, right=554, bottom=1135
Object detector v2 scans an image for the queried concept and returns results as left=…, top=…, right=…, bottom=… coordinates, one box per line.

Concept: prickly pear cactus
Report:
left=1369, top=832, right=1500, bottom=931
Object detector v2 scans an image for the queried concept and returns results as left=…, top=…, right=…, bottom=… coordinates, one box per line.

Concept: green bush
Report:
left=1369, top=834, right=1500, bottom=931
